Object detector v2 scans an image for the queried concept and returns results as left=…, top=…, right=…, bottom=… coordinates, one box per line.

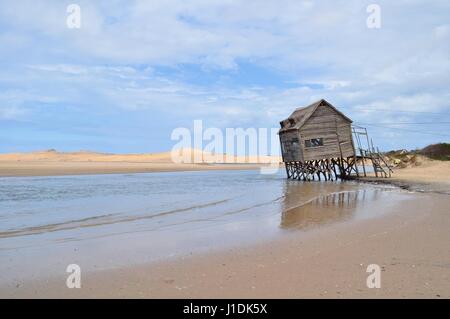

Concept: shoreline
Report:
left=351, top=176, right=450, bottom=195
left=0, top=149, right=281, bottom=177
left=354, top=159, right=450, bottom=195
left=0, top=161, right=271, bottom=177
left=1, top=161, right=449, bottom=197
left=3, top=189, right=449, bottom=298
left=0, top=158, right=449, bottom=298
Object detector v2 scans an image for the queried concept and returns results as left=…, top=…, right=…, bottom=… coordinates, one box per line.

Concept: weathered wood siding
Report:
left=280, top=130, right=304, bottom=162
left=299, top=104, right=355, bottom=161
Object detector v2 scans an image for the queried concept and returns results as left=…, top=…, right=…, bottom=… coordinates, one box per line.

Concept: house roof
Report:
left=279, top=99, right=352, bottom=133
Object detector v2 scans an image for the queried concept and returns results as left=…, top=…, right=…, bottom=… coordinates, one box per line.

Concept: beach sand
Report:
left=0, top=152, right=449, bottom=298
left=359, top=158, right=450, bottom=194
left=3, top=190, right=449, bottom=298
left=391, top=159, right=450, bottom=185
left=0, top=149, right=280, bottom=177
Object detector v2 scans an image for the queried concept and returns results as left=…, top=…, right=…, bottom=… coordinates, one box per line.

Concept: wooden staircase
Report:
left=360, top=148, right=394, bottom=178
left=352, top=125, right=394, bottom=178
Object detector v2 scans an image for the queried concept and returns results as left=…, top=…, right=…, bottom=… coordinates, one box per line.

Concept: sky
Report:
left=0, top=0, right=449, bottom=154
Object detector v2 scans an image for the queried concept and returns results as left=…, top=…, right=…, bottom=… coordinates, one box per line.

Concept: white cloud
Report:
left=0, top=0, right=449, bottom=151
left=0, top=106, right=27, bottom=120
left=434, top=24, right=450, bottom=38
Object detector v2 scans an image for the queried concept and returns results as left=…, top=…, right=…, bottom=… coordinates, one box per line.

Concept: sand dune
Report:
left=392, top=157, right=450, bottom=184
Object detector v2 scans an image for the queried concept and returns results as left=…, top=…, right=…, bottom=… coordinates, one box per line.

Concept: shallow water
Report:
left=0, top=170, right=412, bottom=284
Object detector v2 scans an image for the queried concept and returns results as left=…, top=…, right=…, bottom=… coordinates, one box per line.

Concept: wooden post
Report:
left=360, top=149, right=367, bottom=177
left=349, top=127, right=359, bottom=177
left=354, top=128, right=366, bottom=177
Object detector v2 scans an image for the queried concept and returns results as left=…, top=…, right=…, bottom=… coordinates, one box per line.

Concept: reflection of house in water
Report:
left=280, top=185, right=384, bottom=230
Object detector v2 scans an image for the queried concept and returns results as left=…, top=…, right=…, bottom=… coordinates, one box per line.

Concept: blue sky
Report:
left=0, top=0, right=449, bottom=153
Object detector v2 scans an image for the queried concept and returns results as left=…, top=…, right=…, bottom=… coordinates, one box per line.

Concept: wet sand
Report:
left=2, top=185, right=449, bottom=298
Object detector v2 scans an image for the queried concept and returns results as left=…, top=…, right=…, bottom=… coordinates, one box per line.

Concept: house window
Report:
left=305, top=138, right=323, bottom=148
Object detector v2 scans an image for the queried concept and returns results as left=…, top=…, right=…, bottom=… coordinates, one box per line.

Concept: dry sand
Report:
left=359, top=157, right=450, bottom=194
left=0, top=149, right=281, bottom=177
left=392, top=158, right=450, bottom=184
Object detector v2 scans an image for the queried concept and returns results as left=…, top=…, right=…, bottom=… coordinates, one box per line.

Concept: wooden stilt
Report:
left=285, top=155, right=362, bottom=182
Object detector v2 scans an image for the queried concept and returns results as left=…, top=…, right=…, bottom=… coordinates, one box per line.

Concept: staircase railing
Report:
left=352, top=125, right=393, bottom=178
